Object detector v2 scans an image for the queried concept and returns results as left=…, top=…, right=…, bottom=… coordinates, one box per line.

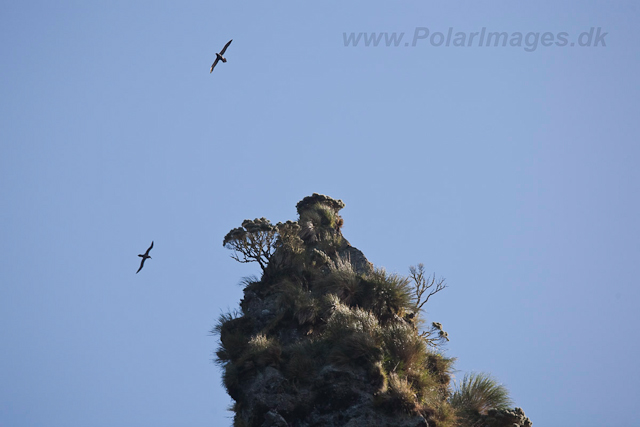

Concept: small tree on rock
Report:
left=223, top=218, right=277, bottom=272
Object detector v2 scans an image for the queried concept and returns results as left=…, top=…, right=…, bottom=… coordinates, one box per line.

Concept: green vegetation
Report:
left=450, top=373, right=514, bottom=427
left=214, top=194, right=530, bottom=427
left=223, top=218, right=277, bottom=271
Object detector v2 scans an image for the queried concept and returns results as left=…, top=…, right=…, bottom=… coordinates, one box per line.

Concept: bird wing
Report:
left=144, top=241, right=154, bottom=256
left=219, top=39, right=232, bottom=55
left=136, top=257, right=146, bottom=274
left=210, top=57, right=220, bottom=73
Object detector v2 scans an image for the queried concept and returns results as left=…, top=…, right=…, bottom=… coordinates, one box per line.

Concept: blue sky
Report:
left=1, top=1, right=638, bottom=426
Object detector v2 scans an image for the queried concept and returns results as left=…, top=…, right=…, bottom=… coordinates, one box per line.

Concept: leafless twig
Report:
left=409, top=263, right=447, bottom=312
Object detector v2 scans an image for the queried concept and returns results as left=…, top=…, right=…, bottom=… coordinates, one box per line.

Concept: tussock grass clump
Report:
left=238, top=275, right=270, bottom=297
left=300, top=202, right=339, bottom=229
left=271, top=279, right=320, bottom=328
left=450, top=372, right=513, bottom=425
left=316, top=255, right=359, bottom=305
left=382, top=322, right=428, bottom=374
left=242, top=333, right=282, bottom=368
left=374, top=311, right=458, bottom=426
left=299, top=203, right=334, bottom=243
left=376, top=372, right=421, bottom=414
left=294, top=299, right=319, bottom=326
left=298, top=202, right=344, bottom=255
left=356, top=268, right=414, bottom=321
left=309, top=248, right=332, bottom=268
left=427, top=401, right=459, bottom=427
left=328, top=327, right=382, bottom=366
left=237, top=275, right=260, bottom=289
left=323, top=301, right=383, bottom=366
left=214, top=311, right=254, bottom=364
left=375, top=360, right=457, bottom=426
left=425, top=352, right=456, bottom=387
left=324, top=301, right=381, bottom=339
left=284, top=339, right=322, bottom=383
left=222, top=362, right=242, bottom=401
left=406, top=369, right=440, bottom=402
left=368, top=361, right=388, bottom=391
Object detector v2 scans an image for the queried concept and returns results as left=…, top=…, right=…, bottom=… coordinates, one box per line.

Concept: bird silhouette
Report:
left=210, top=39, right=233, bottom=73
left=136, top=241, right=154, bottom=274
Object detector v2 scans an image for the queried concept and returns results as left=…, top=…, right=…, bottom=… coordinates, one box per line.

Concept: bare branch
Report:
left=408, top=263, right=449, bottom=348
left=409, top=263, right=447, bottom=312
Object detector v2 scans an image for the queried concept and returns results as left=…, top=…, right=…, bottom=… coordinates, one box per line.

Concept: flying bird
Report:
left=210, top=39, right=233, bottom=73
left=136, top=241, right=154, bottom=274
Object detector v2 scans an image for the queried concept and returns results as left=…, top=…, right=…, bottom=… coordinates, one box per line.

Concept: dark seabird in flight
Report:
left=136, top=241, right=154, bottom=274
left=210, top=39, right=233, bottom=73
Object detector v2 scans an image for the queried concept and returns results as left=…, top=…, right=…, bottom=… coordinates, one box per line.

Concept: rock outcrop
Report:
left=478, top=407, right=533, bottom=427
left=216, top=194, right=531, bottom=427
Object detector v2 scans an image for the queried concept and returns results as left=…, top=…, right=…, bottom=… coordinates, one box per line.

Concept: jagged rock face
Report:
left=218, top=195, right=440, bottom=427
left=244, top=365, right=429, bottom=427
left=479, top=407, right=532, bottom=427
left=217, top=194, right=530, bottom=427
left=229, top=270, right=437, bottom=426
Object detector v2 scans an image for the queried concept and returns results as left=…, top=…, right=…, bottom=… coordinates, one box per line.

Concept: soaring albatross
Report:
left=210, top=39, right=233, bottom=73
left=136, top=241, right=154, bottom=274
